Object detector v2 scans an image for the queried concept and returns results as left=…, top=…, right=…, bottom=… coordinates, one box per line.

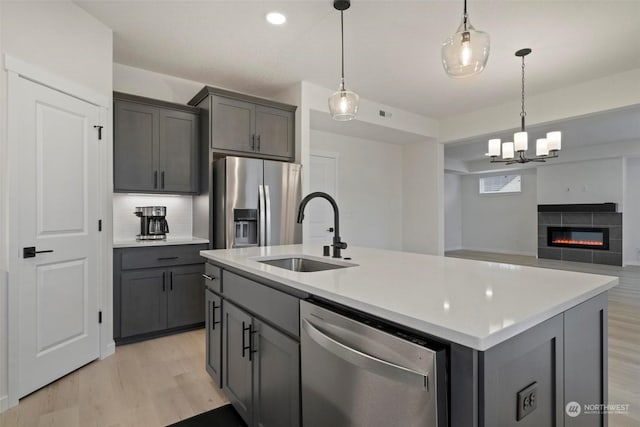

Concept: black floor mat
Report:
left=166, top=404, right=246, bottom=427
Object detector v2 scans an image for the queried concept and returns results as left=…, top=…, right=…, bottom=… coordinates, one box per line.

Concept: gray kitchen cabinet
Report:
left=223, top=300, right=254, bottom=426
left=205, top=288, right=222, bottom=387
left=208, top=265, right=303, bottom=427
left=120, top=269, right=167, bottom=337
left=114, top=100, right=158, bottom=192
left=114, top=92, right=200, bottom=194
left=189, top=86, right=296, bottom=161
left=252, top=318, right=300, bottom=427
left=211, top=96, right=255, bottom=153
left=113, top=244, right=208, bottom=344
left=167, top=264, right=206, bottom=328
left=254, top=105, right=294, bottom=159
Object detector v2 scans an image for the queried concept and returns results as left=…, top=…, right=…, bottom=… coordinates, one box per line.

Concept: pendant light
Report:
left=441, top=0, right=490, bottom=78
left=328, top=0, right=359, bottom=121
left=488, top=49, right=562, bottom=164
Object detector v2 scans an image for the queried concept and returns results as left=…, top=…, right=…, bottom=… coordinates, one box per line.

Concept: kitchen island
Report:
left=200, top=244, right=618, bottom=427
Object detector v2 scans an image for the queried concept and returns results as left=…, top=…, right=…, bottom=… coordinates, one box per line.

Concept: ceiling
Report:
left=444, top=105, right=640, bottom=161
left=77, top=1, right=640, bottom=119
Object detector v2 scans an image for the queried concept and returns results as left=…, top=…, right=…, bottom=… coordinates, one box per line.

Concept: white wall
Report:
left=460, top=169, right=538, bottom=256
left=625, top=158, right=640, bottom=265
left=114, top=63, right=205, bottom=104
left=0, top=1, right=113, bottom=410
left=309, top=130, right=403, bottom=251
left=444, top=173, right=462, bottom=251
left=402, top=142, right=445, bottom=255
left=537, top=158, right=625, bottom=209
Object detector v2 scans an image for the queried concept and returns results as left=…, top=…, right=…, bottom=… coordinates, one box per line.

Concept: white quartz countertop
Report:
left=114, top=237, right=209, bottom=248
left=200, top=244, right=618, bottom=351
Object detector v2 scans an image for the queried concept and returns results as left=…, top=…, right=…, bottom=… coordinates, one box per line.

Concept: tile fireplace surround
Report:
left=538, top=203, right=622, bottom=266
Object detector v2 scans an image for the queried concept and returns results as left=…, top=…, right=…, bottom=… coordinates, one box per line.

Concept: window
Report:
left=479, top=174, right=521, bottom=194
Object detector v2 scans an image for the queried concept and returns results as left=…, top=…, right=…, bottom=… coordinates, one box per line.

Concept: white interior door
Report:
left=15, top=76, right=101, bottom=398
left=308, top=153, right=338, bottom=245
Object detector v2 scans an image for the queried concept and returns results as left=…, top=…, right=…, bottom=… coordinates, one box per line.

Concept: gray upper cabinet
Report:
left=114, top=92, right=200, bottom=194
left=114, top=100, right=159, bottom=192
left=211, top=96, right=255, bottom=153
left=189, top=86, right=296, bottom=161
left=254, top=105, right=294, bottom=159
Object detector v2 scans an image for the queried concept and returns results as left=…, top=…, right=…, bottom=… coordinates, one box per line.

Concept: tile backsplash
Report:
left=113, top=194, right=193, bottom=240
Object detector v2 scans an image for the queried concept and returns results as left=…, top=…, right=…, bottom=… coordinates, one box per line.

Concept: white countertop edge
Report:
left=200, top=250, right=618, bottom=351
left=114, top=238, right=210, bottom=248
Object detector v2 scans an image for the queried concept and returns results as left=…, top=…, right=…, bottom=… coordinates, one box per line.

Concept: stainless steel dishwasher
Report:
left=300, top=300, right=448, bottom=427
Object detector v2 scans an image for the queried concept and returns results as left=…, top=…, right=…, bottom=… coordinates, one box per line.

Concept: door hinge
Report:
left=93, top=125, right=103, bottom=140
left=98, top=219, right=102, bottom=232
left=98, top=311, right=102, bottom=324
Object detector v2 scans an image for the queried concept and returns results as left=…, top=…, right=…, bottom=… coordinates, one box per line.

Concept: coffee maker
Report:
left=135, top=206, right=169, bottom=240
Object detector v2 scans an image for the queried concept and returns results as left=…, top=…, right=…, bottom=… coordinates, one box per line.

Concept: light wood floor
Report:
left=2, top=252, right=639, bottom=426
left=0, top=329, right=228, bottom=427
left=447, top=250, right=640, bottom=427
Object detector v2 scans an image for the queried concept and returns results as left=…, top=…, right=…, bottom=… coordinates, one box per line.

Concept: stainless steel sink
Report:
left=258, top=257, right=354, bottom=272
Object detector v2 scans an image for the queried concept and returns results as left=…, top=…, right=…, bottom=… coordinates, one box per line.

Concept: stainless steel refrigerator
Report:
left=212, top=157, right=302, bottom=249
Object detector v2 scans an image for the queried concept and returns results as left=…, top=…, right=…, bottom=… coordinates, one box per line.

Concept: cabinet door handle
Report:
left=256, top=134, right=261, bottom=152
left=157, top=256, right=179, bottom=261
left=211, top=302, right=220, bottom=330
left=162, top=271, right=166, bottom=292
left=242, top=321, right=251, bottom=358
left=251, top=134, right=255, bottom=151
left=161, top=171, right=165, bottom=189
left=250, top=326, right=258, bottom=361
left=202, top=274, right=216, bottom=281
left=169, top=271, right=173, bottom=291
left=154, top=171, right=158, bottom=188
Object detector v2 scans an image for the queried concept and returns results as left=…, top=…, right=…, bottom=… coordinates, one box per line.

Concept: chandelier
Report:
left=488, top=48, right=561, bottom=164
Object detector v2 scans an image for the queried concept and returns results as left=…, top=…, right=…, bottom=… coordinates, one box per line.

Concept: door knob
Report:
left=327, top=227, right=334, bottom=232
left=23, top=247, right=54, bottom=258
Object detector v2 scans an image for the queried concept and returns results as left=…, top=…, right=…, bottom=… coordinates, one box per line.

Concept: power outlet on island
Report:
left=517, top=382, right=538, bottom=421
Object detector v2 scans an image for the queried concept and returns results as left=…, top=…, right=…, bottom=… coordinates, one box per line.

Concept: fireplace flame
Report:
left=552, top=239, right=604, bottom=246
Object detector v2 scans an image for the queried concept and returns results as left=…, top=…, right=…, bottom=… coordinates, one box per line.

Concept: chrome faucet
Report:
left=297, top=192, right=348, bottom=258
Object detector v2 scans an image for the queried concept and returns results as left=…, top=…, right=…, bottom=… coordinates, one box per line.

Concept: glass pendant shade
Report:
left=514, top=131, right=528, bottom=152
left=502, top=142, right=515, bottom=159
left=547, top=131, right=562, bottom=151
left=441, top=20, right=490, bottom=78
left=536, top=138, right=549, bottom=156
left=329, top=87, right=359, bottom=121
left=488, top=139, right=501, bottom=156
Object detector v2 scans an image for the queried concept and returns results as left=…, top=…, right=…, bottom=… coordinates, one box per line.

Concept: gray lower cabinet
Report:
left=168, top=264, right=206, bottom=328
left=205, top=289, right=222, bottom=387
left=222, top=300, right=300, bottom=427
left=252, top=318, right=300, bottom=427
left=120, top=268, right=167, bottom=337
left=223, top=301, right=255, bottom=425
left=114, top=92, right=200, bottom=194
left=207, top=266, right=302, bottom=427
left=114, top=245, right=207, bottom=344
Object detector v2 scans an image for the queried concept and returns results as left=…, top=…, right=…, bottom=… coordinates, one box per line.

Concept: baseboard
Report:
left=100, top=340, right=115, bottom=360
left=444, top=246, right=463, bottom=252
left=0, top=394, right=8, bottom=413
left=457, top=247, right=537, bottom=257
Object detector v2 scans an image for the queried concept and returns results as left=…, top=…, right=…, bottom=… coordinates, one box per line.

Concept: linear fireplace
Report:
left=538, top=203, right=622, bottom=266
left=547, top=227, right=609, bottom=250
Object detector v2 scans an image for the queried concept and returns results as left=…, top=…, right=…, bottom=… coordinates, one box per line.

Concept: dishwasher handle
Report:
left=302, top=318, right=429, bottom=391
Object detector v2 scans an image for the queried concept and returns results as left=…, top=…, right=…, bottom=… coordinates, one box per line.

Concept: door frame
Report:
left=4, top=55, right=114, bottom=409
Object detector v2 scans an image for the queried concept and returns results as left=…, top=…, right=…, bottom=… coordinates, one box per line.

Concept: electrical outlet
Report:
left=517, top=382, right=538, bottom=421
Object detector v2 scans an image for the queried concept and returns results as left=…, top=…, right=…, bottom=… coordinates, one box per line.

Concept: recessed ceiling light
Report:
left=266, top=12, right=286, bottom=25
